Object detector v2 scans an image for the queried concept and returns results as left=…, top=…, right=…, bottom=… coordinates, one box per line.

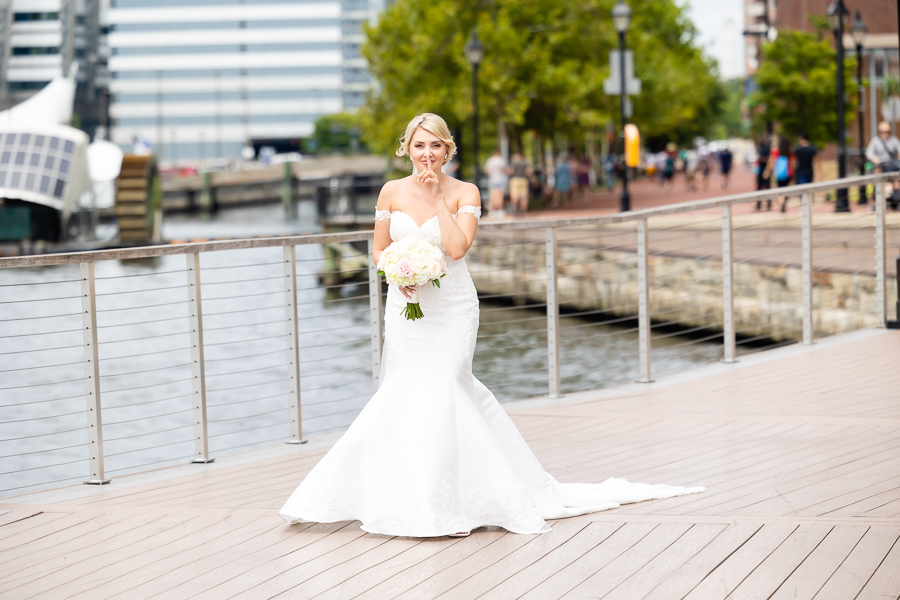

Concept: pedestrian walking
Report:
left=484, top=149, right=508, bottom=217
left=763, top=136, right=793, bottom=212
left=755, top=134, right=772, bottom=210
left=553, top=154, right=573, bottom=207
left=684, top=147, right=699, bottom=191
left=698, top=146, right=711, bottom=191
left=508, top=151, right=530, bottom=214
left=663, top=142, right=676, bottom=191
left=719, top=145, right=733, bottom=190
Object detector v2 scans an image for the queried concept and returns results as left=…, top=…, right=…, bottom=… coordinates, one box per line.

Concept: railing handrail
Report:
left=1, top=172, right=895, bottom=270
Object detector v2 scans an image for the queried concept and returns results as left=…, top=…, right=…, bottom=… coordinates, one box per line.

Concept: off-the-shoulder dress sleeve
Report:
left=455, top=206, right=481, bottom=220
left=374, top=210, right=392, bottom=221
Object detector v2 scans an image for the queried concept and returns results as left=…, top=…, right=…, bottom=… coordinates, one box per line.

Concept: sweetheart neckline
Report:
left=391, top=210, right=438, bottom=228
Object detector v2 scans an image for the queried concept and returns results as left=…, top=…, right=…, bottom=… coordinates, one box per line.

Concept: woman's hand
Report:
left=416, top=155, right=443, bottom=200
left=399, top=286, right=416, bottom=299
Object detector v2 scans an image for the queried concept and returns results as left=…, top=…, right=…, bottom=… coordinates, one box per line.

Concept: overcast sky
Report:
left=680, top=0, right=745, bottom=80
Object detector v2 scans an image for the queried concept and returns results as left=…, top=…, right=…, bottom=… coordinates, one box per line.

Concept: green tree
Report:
left=709, top=78, right=745, bottom=140
left=307, top=112, right=366, bottom=154
left=359, top=0, right=723, bottom=170
left=749, top=29, right=857, bottom=147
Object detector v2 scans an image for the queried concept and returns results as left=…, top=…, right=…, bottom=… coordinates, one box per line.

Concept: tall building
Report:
left=103, top=0, right=383, bottom=165
left=0, top=0, right=105, bottom=135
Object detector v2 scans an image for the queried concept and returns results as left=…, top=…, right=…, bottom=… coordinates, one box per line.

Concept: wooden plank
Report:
left=0, top=513, right=198, bottom=597
left=226, top=533, right=393, bottom=599
left=770, top=525, right=869, bottom=600
left=0, top=512, right=97, bottom=552
left=183, top=521, right=368, bottom=600
left=857, top=534, right=900, bottom=600
left=728, top=524, right=833, bottom=599
left=268, top=536, right=426, bottom=599
left=682, top=523, right=798, bottom=600
left=601, top=524, right=726, bottom=600
left=312, top=537, right=464, bottom=600
left=476, top=522, right=623, bottom=600
left=352, top=530, right=508, bottom=599
left=114, top=521, right=321, bottom=600
left=0, top=510, right=41, bottom=529
left=517, top=522, right=657, bottom=600
left=391, top=530, right=540, bottom=600
left=643, top=524, right=761, bottom=600
left=64, top=516, right=269, bottom=600
left=559, top=523, right=693, bottom=600
left=815, top=527, right=900, bottom=599
left=436, top=520, right=588, bottom=599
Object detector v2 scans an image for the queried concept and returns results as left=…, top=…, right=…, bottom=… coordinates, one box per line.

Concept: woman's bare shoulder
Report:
left=377, top=177, right=415, bottom=210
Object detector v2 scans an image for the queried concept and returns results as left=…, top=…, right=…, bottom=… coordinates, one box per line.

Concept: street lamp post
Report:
left=828, top=0, right=850, bottom=212
left=852, top=10, right=868, bottom=204
left=465, top=32, right=484, bottom=192
left=612, top=0, right=632, bottom=212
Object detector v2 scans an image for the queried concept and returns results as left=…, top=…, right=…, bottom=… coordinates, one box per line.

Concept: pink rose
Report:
left=397, top=259, right=414, bottom=278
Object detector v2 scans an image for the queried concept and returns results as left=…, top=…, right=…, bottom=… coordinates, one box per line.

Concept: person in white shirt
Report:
left=484, top=149, right=508, bottom=217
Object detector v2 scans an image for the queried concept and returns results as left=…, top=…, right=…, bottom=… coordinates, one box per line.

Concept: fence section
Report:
left=1, top=172, right=897, bottom=497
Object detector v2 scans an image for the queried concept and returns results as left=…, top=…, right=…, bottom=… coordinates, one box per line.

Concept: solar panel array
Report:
left=0, top=133, right=75, bottom=201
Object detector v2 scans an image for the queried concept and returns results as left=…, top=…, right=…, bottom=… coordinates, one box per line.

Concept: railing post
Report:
left=721, top=205, right=736, bottom=363
left=545, top=227, right=562, bottom=399
left=801, top=193, right=814, bottom=345
left=637, top=218, right=653, bottom=383
left=80, top=262, right=109, bottom=485
left=186, top=253, right=213, bottom=462
left=283, top=245, right=306, bottom=444
left=875, top=181, right=887, bottom=327
left=367, top=238, right=384, bottom=391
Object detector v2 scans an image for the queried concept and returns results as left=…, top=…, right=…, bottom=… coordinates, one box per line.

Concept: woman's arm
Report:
left=372, top=181, right=396, bottom=265
left=435, top=185, right=480, bottom=261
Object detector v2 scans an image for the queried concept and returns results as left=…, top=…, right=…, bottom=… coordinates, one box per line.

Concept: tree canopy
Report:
left=749, top=29, right=857, bottom=147
left=359, top=0, right=724, bottom=167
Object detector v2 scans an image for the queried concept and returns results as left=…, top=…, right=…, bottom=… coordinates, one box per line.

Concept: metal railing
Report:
left=1, top=172, right=897, bottom=497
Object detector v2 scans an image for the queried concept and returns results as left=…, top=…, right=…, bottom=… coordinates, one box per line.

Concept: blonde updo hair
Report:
left=396, top=113, right=457, bottom=166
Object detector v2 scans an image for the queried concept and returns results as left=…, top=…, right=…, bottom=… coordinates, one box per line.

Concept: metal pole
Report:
left=472, top=63, right=480, bottom=192
left=835, top=2, right=850, bottom=212
left=282, top=161, right=294, bottom=220
left=721, top=205, right=736, bottom=363
left=545, top=227, right=561, bottom=399
left=637, top=218, right=652, bottom=382
left=186, top=253, right=213, bottom=462
left=802, top=193, right=814, bottom=344
left=367, top=238, right=384, bottom=392
left=283, top=246, right=306, bottom=444
left=875, top=181, right=887, bottom=327
left=857, top=43, right=867, bottom=204
left=80, top=262, right=109, bottom=485
left=618, top=30, right=630, bottom=212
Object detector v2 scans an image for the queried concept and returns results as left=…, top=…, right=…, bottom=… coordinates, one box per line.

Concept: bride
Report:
left=279, top=113, right=702, bottom=537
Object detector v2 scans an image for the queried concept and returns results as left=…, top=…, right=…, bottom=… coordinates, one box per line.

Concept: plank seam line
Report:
left=851, top=530, right=900, bottom=600
left=767, top=525, right=835, bottom=599
left=679, top=523, right=766, bottom=599
left=0, top=511, right=42, bottom=528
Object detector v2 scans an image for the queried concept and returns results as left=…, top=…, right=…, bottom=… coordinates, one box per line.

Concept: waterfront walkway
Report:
left=1, top=329, right=898, bottom=599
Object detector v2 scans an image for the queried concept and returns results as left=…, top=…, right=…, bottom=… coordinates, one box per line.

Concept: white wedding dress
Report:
left=279, top=207, right=703, bottom=537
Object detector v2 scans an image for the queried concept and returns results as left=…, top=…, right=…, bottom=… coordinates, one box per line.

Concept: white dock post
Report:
left=80, top=262, right=109, bottom=484
left=722, top=205, right=736, bottom=363
left=284, top=245, right=306, bottom=444
left=637, top=219, right=653, bottom=383
left=368, top=238, right=384, bottom=392
left=545, top=227, right=562, bottom=399
left=801, top=193, right=814, bottom=345
left=186, top=253, right=213, bottom=462
left=875, top=181, right=887, bottom=328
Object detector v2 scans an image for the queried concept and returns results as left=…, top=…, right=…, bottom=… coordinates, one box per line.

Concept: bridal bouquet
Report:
left=377, top=235, right=447, bottom=321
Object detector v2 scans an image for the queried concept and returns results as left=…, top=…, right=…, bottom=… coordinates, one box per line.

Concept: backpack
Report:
left=774, top=155, right=790, bottom=181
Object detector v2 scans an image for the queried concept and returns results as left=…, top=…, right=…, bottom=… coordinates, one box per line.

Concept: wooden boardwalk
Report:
left=1, top=330, right=898, bottom=599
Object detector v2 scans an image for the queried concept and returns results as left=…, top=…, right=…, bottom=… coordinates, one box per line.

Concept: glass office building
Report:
left=104, top=0, right=382, bottom=164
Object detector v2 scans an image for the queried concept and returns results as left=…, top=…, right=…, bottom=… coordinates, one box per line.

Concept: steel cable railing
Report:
left=0, top=172, right=895, bottom=497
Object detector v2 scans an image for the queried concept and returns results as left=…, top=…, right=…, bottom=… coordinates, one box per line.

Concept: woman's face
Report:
left=409, top=128, right=446, bottom=170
